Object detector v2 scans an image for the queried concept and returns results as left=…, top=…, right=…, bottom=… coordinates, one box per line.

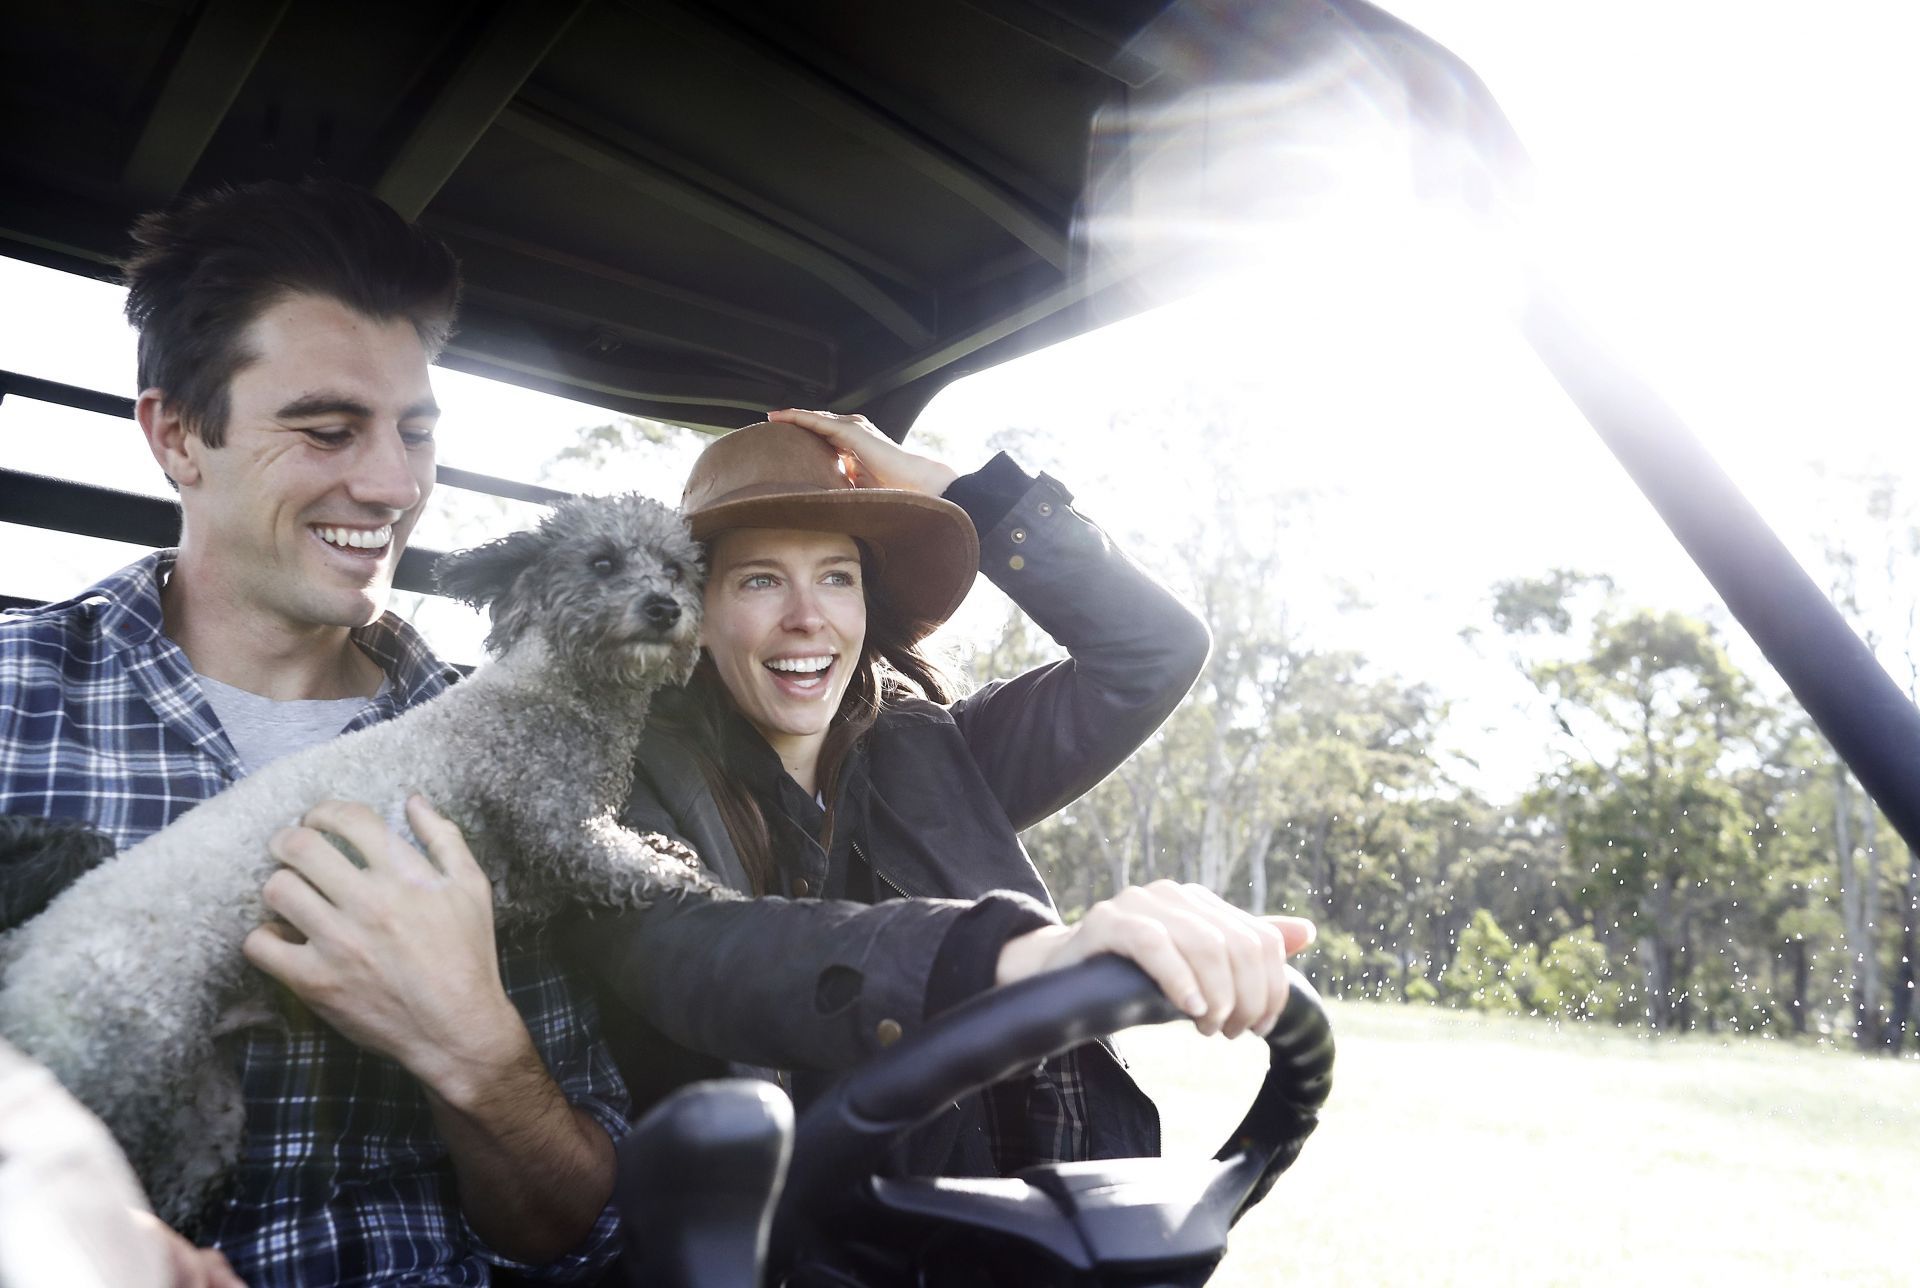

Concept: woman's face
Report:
left=702, top=527, right=867, bottom=758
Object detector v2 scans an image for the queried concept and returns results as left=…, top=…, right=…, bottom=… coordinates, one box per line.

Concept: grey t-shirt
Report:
left=197, top=674, right=385, bottom=774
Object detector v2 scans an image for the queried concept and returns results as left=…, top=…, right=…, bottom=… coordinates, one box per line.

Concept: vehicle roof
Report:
left=0, top=0, right=1175, bottom=435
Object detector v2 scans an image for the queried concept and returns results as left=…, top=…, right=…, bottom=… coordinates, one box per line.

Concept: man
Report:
left=0, top=180, right=625, bottom=1284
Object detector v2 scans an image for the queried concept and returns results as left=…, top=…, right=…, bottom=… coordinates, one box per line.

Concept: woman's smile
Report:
left=703, top=527, right=867, bottom=769
left=763, top=653, right=837, bottom=697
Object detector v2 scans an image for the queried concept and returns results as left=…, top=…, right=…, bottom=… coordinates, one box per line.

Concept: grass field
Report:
left=1115, top=996, right=1918, bottom=1286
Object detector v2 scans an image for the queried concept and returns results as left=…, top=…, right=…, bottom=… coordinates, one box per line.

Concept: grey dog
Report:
left=0, top=492, right=732, bottom=1228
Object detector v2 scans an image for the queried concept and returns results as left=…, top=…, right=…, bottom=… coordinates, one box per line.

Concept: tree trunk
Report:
left=1888, top=843, right=1919, bottom=1053
left=1787, top=942, right=1810, bottom=1035
left=1307, top=814, right=1335, bottom=920
left=1636, top=933, right=1667, bottom=1031
left=1833, top=767, right=1876, bottom=1048
left=1247, top=828, right=1270, bottom=914
left=1134, top=793, right=1156, bottom=891
left=1859, top=801, right=1883, bottom=1047
left=1671, top=910, right=1696, bottom=1032
left=1198, top=796, right=1229, bottom=893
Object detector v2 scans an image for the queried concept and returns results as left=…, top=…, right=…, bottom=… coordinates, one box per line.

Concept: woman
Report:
left=578, top=409, right=1312, bottom=1176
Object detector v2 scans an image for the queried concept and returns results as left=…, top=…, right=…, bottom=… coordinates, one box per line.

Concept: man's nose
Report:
left=350, top=425, right=427, bottom=512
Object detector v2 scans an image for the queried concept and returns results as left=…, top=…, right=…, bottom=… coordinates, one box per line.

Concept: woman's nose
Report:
left=781, top=587, right=825, bottom=631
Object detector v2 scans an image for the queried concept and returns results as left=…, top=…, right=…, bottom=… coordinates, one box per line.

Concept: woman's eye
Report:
left=824, top=571, right=858, bottom=587
left=590, top=555, right=616, bottom=575
left=742, top=573, right=776, bottom=589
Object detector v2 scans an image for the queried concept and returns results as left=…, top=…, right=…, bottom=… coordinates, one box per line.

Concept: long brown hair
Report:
left=651, top=541, right=958, bottom=894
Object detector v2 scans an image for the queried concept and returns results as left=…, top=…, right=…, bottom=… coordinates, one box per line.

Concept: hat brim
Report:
left=690, top=488, right=980, bottom=640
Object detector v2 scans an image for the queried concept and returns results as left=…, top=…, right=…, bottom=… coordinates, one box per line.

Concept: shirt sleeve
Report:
left=467, top=930, right=632, bottom=1281
left=924, top=890, right=1057, bottom=1018
left=941, top=451, right=1037, bottom=535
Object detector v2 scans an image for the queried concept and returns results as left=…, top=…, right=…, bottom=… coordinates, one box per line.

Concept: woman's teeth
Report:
left=766, top=656, right=832, bottom=675
left=316, top=525, right=392, bottom=550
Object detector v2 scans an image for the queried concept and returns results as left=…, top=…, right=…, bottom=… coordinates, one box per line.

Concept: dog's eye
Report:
left=590, top=555, right=617, bottom=576
left=665, top=564, right=683, bottom=585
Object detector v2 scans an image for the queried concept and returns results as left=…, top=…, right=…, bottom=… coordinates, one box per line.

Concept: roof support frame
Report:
left=121, top=0, right=291, bottom=202
left=638, top=0, right=1071, bottom=270
left=441, top=332, right=791, bottom=416
left=693, top=0, right=1074, bottom=222
left=501, top=94, right=935, bottom=348
left=374, top=0, right=594, bottom=220
left=952, top=0, right=1164, bottom=87
left=427, top=216, right=836, bottom=388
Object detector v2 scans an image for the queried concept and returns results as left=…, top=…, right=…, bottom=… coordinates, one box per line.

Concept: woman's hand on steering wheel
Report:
left=768, top=408, right=959, bottom=498
left=994, top=881, right=1316, bottom=1040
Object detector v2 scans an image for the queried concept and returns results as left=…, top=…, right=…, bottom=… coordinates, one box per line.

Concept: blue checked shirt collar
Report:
left=73, top=548, right=459, bottom=708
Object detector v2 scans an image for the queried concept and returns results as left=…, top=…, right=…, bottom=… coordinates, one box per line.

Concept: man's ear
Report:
left=136, top=390, right=197, bottom=487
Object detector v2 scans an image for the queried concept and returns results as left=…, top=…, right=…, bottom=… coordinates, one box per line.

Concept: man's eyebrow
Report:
left=275, top=394, right=373, bottom=421
left=273, top=395, right=442, bottom=422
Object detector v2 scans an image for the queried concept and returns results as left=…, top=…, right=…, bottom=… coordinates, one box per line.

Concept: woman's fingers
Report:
left=1270, top=915, right=1316, bottom=956
left=766, top=407, right=958, bottom=496
left=1069, top=899, right=1210, bottom=1020
left=1013, top=884, right=1319, bottom=1039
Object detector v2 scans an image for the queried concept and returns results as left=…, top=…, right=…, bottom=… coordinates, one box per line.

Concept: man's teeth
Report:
left=766, top=656, right=832, bottom=675
left=316, top=525, right=392, bottom=550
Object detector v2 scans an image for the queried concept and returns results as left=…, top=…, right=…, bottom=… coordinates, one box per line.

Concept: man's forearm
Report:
left=422, top=1030, right=616, bottom=1264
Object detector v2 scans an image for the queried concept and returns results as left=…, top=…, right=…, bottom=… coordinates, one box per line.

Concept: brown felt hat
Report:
left=682, top=421, right=980, bottom=640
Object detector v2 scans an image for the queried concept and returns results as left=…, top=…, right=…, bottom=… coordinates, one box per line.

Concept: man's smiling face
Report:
left=175, top=292, right=439, bottom=633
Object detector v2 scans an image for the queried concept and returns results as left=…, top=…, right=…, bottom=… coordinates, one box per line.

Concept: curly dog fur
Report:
left=0, top=493, right=731, bottom=1227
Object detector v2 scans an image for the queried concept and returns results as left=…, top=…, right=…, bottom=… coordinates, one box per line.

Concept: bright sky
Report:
left=3, top=1, right=1916, bottom=797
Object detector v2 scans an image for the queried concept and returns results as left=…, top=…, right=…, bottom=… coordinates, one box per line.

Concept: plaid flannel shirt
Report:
left=0, top=552, right=630, bottom=1285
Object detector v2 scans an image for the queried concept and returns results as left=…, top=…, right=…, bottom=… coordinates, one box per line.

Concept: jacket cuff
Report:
left=941, top=452, right=1038, bottom=535
left=925, top=891, right=1058, bottom=1019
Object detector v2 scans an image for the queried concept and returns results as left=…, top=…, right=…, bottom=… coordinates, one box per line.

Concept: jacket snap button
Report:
left=1010, top=528, right=1026, bottom=543
left=875, top=1018, right=903, bottom=1047
left=792, top=877, right=812, bottom=897
left=1037, top=501, right=1053, bottom=517
left=1008, top=554, right=1025, bottom=571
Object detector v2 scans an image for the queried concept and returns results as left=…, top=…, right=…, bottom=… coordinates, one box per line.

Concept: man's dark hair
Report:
left=121, top=178, right=460, bottom=447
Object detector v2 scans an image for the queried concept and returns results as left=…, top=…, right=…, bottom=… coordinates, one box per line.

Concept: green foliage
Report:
left=1441, top=910, right=1529, bottom=1014
left=1308, top=929, right=1368, bottom=998
left=1534, top=926, right=1626, bottom=1022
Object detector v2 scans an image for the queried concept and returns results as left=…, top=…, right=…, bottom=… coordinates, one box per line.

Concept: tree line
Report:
left=972, top=458, right=1919, bottom=1055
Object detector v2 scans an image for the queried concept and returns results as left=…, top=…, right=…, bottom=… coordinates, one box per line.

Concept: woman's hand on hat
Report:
left=994, top=881, right=1317, bottom=1039
left=768, top=407, right=959, bottom=497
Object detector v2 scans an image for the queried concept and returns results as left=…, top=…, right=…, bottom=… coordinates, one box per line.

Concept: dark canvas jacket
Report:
left=572, top=459, right=1210, bottom=1175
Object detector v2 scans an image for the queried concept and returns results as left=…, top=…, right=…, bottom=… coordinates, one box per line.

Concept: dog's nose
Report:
left=642, top=595, right=681, bottom=629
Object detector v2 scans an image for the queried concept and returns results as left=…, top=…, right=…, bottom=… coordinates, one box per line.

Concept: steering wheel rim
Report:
left=770, top=955, right=1333, bottom=1274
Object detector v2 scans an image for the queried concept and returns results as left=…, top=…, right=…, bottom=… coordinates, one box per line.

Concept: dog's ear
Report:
left=0, top=814, right=116, bottom=932
left=433, top=528, right=554, bottom=610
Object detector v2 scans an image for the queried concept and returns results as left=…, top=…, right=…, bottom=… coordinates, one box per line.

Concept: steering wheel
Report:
left=766, top=956, right=1334, bottom=1287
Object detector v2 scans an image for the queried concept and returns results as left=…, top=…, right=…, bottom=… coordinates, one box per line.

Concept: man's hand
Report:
left=242, top=795, right=616, bottom=1262
left=996, top=881, right=1316, bottom=1039
left=130, top=1212, right=246, bottom=1288
left=242, top=796, right=526, bottom=1096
